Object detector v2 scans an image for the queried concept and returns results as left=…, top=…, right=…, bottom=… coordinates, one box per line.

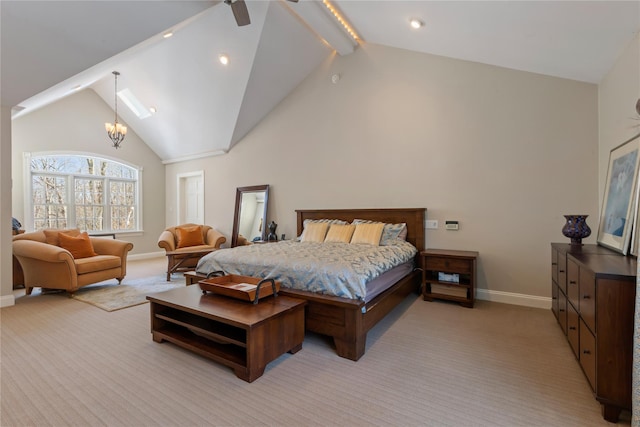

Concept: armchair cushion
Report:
left=58, top=231, right=98, bottom=259
left=176, top=225, right=205, bottom=248
left=74, top=255, right=121, bottom=274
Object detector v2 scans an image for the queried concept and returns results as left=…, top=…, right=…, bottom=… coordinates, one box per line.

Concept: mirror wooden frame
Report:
left=231, top=185, right=269, bottom=247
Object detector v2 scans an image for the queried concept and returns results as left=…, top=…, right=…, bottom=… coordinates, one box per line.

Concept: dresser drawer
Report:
left=580, top=319, right=596, bottom=391
left=579, top=268, right=595, bottom=333
left=566, top=303, right=579, bottom=359
left=551, top=247, right=559, bottom=284
left=551, top=283, right=559, bottom=320
left=425, top=257, right=472, bottom=273
left=557, top=252, right=567, bottom=294
left=567, top=258, right=579, bottom=311
left=557, top=290, right=567, bottom=335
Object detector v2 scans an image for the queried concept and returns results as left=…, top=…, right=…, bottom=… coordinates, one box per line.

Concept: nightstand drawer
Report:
left=425, top=257, right=472, bottom=273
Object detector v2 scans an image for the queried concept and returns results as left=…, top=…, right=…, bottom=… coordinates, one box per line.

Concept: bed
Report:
left=196, top=208, right=425, bottom=361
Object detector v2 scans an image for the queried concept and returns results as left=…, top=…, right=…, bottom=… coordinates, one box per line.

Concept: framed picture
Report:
left=597, top=137, right=640, bottom=254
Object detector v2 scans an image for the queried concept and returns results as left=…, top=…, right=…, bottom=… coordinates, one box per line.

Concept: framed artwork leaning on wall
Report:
left=597, top=135, right=640, bottom=255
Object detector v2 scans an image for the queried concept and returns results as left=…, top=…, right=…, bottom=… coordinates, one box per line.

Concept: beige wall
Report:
left=598, top=33, right=640, bottom=203
left=11, top=90, right=166, bottom=255
left=165, top=43, right=600, bottom=302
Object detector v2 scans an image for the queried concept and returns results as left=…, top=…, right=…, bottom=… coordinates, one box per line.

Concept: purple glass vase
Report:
left=562, top=215, right=591, bottom=245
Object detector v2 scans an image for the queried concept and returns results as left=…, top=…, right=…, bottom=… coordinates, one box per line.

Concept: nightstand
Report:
left=420, top=249, right=478, bottom=308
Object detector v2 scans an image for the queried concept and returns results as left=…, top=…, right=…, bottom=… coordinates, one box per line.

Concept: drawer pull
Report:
left=569, top=326, right=576, bottom=330
left=582, top=295, right=591, bottom=299
left=559, top=269, right=565, bottom=273
left=583, top=349, right=591, bottom=355
left=569, top=280, right=577, bottom=285
left=559, top=308, right=565, bottom=312
left=552, top=262, right=558, bottom=266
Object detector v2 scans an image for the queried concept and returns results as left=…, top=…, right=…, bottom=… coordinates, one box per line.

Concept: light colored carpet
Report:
left=2, top=257, right=631, bottom=426
left=70, top=275, right=184, bottom=311
left=2, top=289, right=631, bottom=426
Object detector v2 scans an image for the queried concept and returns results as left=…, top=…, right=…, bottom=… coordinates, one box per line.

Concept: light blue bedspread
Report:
left=196, top=240, right=417, bottom=301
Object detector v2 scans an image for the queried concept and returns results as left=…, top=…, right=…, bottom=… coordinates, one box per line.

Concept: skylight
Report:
left=117, top=88, right=152, bottom=119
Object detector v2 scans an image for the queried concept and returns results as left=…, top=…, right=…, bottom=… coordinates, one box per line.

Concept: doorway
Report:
left=177, top=171, right=204, bottom=225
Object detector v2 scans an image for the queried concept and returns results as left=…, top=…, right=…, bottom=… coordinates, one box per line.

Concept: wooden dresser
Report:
left=551, top=243, right=636, bottom=423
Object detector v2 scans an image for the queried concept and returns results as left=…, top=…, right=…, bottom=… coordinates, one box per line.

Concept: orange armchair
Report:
left=157, top=224, right=226, bottom=280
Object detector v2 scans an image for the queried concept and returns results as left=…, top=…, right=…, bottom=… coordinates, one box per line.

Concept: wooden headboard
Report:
left=296, top=208, right=426, bottom=252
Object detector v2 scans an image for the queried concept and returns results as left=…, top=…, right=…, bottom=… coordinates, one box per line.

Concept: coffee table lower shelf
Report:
left=148, top=286, right=306, bottom=382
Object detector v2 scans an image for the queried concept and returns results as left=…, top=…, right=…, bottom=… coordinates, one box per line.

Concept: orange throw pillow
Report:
left=58, top=231, right=97, bottom=259
left=43, top=228, right=80, bottom=246
left=176, top=225, right=204, bottom=248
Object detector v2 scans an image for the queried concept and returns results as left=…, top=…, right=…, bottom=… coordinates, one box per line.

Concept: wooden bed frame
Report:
left=277, top=208, right=426, bottom=361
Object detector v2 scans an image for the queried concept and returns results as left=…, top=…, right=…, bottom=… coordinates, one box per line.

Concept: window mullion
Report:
left=68, top=175, right=76, bottom=228
left=105, top=177, right=111, bottom=232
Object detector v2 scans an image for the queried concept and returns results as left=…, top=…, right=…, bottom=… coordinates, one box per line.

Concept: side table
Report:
left=165, top=248, right=216, bottom=281
left=421, top=249, right=478, bottom=308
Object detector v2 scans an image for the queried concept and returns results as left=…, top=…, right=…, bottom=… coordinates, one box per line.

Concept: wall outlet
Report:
left=425, top=220, right=438, bottom=229
left=445, top=220, right=459, bottom=230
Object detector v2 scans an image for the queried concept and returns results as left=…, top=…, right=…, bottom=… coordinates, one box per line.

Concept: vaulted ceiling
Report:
left=3, top=1, right=639, bottom=163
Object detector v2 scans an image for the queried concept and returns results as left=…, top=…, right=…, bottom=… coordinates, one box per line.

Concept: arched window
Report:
left=26, top=152, right=142, bottom=233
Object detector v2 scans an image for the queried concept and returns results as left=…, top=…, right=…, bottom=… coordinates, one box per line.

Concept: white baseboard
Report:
left=128, top=251, right=164, bottom=261
left=1, top=294, right=15, bottom=308
left=476, top=288, right=551, bottom=309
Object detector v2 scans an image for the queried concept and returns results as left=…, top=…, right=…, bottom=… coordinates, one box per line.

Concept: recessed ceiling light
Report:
left=410, top=19, right=423, bottom=29
left=149, top=106, right=157, bottom=114
left=218, top=54, right=229, bottom=65
left=163, top=31, right=174, bottom=39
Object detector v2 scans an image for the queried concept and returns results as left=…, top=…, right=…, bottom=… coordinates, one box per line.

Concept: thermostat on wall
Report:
left=445, top=221, right=459, bottom=230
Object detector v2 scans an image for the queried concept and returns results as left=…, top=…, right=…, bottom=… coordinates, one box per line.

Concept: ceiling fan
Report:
left=224, top=0, right=298, bottom=27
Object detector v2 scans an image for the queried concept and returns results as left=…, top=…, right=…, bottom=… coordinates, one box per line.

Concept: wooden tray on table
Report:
left=198, top=273, right=280, bottom=304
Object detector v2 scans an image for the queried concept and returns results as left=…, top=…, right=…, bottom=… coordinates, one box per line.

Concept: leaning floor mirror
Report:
left=231, top=185, right=269, bottom=247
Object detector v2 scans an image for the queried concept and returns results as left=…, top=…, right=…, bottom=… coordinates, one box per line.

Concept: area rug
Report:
left=71, top=275, right=184, bottom=312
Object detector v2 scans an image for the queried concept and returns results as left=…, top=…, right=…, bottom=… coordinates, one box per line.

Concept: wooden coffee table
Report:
left=147, top=285, right=306, bottom=382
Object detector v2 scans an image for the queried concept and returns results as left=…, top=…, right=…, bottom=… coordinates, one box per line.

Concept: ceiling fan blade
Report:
left=228, top=0, right=250, bottom=26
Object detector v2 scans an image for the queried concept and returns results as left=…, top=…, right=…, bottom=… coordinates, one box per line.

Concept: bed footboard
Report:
left=279, top=270, right=420, bottom=361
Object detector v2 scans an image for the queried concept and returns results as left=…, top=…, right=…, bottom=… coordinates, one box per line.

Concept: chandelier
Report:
left=105, top=71, right=127, bottom=149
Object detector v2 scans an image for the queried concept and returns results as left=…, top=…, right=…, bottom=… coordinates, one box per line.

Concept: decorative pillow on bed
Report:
left=352, top=219, right=407, bottom=245
left=176, top=225, right=205, bottom=248
left=58, top=231, right=98, bottom=259
left=301, top=222, right=330, bottom=242
left=324, top=224, right=356, bottom=243
left=302, top=218, right=349, bottom=227
left=350, top=223, right=384, bottom=245
left=299, top=219, right=348, bottom=241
